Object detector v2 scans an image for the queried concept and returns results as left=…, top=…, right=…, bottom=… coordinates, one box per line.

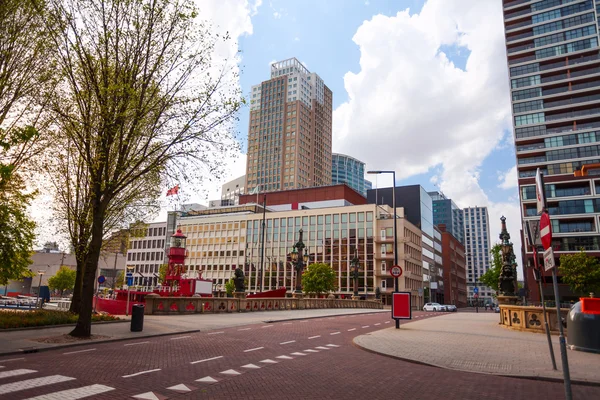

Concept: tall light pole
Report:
left=35, top=270, right=45, bottom=308
left=367, top=170, right=398, bottom=328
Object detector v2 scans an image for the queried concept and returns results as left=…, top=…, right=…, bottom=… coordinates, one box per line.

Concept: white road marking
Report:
left=170, top=335, right=191, bottom=341
left=124, top=341, right=150, bottom=347
left=207, top=331, right=224, bottom=335
left=261, top=325, right=274, bottom=328
left=290, top=352, right=306, bottom=356
left=276, top=355, right=293, bottom=359
left=0, top=369, right=36, bottom=379
left=304, top=349, right=319, bottom=353
left=63, top=348, right=97, bottom=355
left=308, top=335, right=321, bottom=339
left=0, top=358, right=24, bottom=363
left=279, top=340, right=296, bottom=345
left=243, top=347, right=264, bottom=353
left=330, top=332, right=341, bottom=335
left=326, top=344, right=340, bottom=347
left=282, top=323, right=293, bottom=325
left=374, top=323, right=381, bottom=326
left=24, top=384, right=114, bottom=400
left=315, top=346, right=330, bottom=350
left=347, top=328, right=356, bottom=331
left=196, top=376, right=218, bottom=383
left=167, top=383, right=194, bottom=392
left=122, top=368, right=161, bottom=378
left=238, top=328, right=251, bottom=331
left=385, top=321, right=391, bottom=324
left=0, top=375, right=75, bottom=395
left=241, top=364, right=261, bottom=369
left=220, top=369, right=241, bottom=375
left=260, top=359, right=278, bottom=364
left=131, top=391, right=162, bottom=400
left=361, top=326, right=369, bottom=328
left=190, top=356, right=223, bottom=365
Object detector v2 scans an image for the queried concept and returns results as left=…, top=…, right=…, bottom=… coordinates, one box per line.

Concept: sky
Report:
left=32, top=0, right=523, bottom=272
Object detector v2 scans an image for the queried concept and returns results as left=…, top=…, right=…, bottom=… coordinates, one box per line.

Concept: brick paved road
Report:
left=1, top=311, right=598, bottom=400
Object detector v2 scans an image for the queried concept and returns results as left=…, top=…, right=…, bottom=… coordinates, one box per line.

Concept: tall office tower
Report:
left=462, top=207, right=492, bottom=304
left=429, top=191, right=465, bottom=245
left=332, top=153, right=369, bottom=196
left=246, top=58, right=333, bottom=194
left=503, top=0, right=600, bottom=300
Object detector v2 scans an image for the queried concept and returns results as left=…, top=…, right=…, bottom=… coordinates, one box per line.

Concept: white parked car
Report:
left=423, top=302, right=446, bottom=312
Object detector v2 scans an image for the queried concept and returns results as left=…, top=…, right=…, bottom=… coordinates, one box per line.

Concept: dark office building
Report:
left=429, top=191, right=465, bottom=245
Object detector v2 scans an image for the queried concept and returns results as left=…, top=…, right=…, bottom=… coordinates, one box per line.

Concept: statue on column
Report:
left=498, top=216, right=518, bottom=297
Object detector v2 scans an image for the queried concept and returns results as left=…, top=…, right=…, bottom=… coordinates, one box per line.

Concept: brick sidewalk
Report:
left=0, top=308, right=387, bottom=355
left=354, top=312, right=600, bottom=384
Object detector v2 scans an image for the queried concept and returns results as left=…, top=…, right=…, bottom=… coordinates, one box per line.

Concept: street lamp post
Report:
left=291, top=229, right=309, bottom=295
left=351, top=246, right=360, bottom=298
left=35, top=270, right=45, bottom=308
left=367, top=170, right=398, bottom=328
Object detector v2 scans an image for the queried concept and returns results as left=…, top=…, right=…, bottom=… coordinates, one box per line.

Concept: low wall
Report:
left=499, top=304, right=569, bottom=334
left=143, top=296, right=383, bottom=315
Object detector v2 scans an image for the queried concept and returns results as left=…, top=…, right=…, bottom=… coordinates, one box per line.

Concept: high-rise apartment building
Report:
left=246, top=58, right=333, bottom=194
left=332, top=153, right=369, bottom=196
left=429, top=191, right=465, bottom=245
left=463, top=206, right=492, bottom=304
left=503, top=0, right=600, bottom=300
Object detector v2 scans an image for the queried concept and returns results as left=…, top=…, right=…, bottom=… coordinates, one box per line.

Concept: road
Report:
left=1, top=311, right=598, bottom=399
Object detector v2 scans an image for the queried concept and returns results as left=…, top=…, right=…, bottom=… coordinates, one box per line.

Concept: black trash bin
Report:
left=567, top=301, right=600, bottom=354
left=131, top=304, right=145, bottom=332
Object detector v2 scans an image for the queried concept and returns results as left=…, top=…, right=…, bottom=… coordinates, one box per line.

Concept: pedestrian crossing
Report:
left=0, top=364, right=115, bottom=399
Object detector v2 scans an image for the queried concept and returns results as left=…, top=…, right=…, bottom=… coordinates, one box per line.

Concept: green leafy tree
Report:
left=225, top=279, right=235, bottom=297
left=559, top=250, right=600, bottom=297
left=302, top=263, right=337, bottom=297
left=40, top=0, right=242, bottom=337
left=157, top=264, right=168, bottom=285
left=115, top=271, right=124, bottom=288
left=47, top=266, right=77, bottom=296
left=479, top=243, right=503, bottom=295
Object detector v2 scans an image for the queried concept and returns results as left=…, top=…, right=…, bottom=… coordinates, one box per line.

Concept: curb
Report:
left=351, top=338, right=600, bottom=387
left=0, top=319, right=128, bottom=332
left=0, top=329, right=201, bottom=358
left=263, top=309, right=388, bottom=323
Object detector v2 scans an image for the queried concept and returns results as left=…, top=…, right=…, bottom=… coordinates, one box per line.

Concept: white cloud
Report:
left=250, top=0, right=263, bottom=16
left=334, top=0, right=523, bottom=269
left=294, top=36, right=300, bottom=41
left=273, top=11, right=281, bottom=19
left=498, top=165, right=518, bottom=190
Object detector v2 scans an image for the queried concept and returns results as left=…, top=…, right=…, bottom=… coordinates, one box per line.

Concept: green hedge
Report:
left=0, top=310, right=119, bottom=329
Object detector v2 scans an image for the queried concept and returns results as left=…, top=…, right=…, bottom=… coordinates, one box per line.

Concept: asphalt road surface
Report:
left=1, top=311, right=598, bottom=400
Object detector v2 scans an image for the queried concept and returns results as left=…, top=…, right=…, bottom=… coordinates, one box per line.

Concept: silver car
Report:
left=443, top=304, right=457, bottom=312
left=423, top=302, right=446, bottom=311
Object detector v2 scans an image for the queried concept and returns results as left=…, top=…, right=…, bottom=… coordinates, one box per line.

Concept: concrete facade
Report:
left=126, top=221, right=168, bottom=286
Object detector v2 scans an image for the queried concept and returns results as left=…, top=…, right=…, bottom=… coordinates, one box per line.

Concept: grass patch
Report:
left=0, top=310, right=119, bottom=329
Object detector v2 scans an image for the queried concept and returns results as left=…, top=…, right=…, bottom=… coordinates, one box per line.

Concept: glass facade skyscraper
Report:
left=429, top=191, right=465, bottom=245
left=503, top=0, right=600, bottom=300
left=332, top=153, right=368, bottom=196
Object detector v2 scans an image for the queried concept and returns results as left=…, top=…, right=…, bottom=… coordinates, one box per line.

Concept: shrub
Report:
left=0, top=310, right=119, bottom=329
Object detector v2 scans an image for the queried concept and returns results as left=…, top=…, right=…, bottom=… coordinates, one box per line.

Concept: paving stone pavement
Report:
left=0, top=308, right=387, bottom=355
left=354, top=312, right=600, bottom=384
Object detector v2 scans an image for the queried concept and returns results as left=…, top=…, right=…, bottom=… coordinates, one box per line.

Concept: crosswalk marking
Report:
left=196, top=376, right=218, bottom=383
left=315, top=346, right=330, bottom=350
left=276, top=355, right=293, bottom=360
left=304, top=349, right=319, bottom=353
left=241, top=364, right=261, bottom=369
left=220, top=369, right=241, bottom=376
left=131, top=391, right=167, bottom=400
left=290, top=352, right=306, bottom=356
left=24, top=384, right=114, bottom=400
left=260, top=359, right=278, bottom=364
left=0, top=375, right=75, bottom=395
left=0, top=369, right=36, bottom=379
left=167, top=383, right=196, bottom=393
left=326, top=344, right=340, bottom=347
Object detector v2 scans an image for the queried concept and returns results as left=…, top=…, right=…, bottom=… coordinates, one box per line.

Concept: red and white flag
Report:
left=166, top=185, right=179, bottom=196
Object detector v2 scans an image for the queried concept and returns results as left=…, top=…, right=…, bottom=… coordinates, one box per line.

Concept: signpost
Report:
left=392, top=292, right=412, bottom=320
left=97, top=275, right=106, bottom=284
left=540, top=212, right=552, bottom=251
left=125, top=266, right=134, bottom=317
left=390, top=265, right=402, bottom=278
left=473, top=287, right=479, bottom=313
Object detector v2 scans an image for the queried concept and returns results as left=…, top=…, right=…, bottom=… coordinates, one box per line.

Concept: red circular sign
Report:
left=390, top=265, right=403, bottom=278
left=540, top=212, right=552, bottom=250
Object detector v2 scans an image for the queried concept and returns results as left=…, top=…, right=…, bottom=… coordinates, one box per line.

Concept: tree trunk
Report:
left=70, top=202, right=105, bottom=337
left=69, top=260, right=84, bottom=314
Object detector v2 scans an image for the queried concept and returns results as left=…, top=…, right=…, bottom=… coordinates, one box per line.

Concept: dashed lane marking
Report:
left=362, top=326, right=370, bottom=328
left=315, top=346, right=330, bottom=350
left=260, top=359, right=278, bottom=364
left=330, top=332, right=341, bottom=335
left=170, top=335, right=191, bottom=340
left=241, top=364, right=261, bottom=369
left=0, top=358, right=24, bottom=363
left=326, top=344, right=340, bottom=347
left=303, top=349, right=319, bottom=353
left=24, top=384, right=115, bottom=400
left=190, top=356, right=223, bottom=365
left=238, top=328, right=251, bottom=331
left=308, top=335, right=321, bottom=339
left=347, top=328, right=356, bottom=331
left=0, top=369, right=37, bottom=379
left=122, top=369, right=161, bottom=378
left=280, top=340, right=296, bottom=345
left=208, top=331, right=224, bottom=335
left=124, top=341, right=150, bottom=347
left=282, top=323, right=293, bottom=325
left=385, top=321, right=391, bottom=324
left=290, top=352, right=307, bottom=356
left=243, top=347, right=264, bottom=353
left=262, top=325, right=274, bottom=328
left=276, top=355, right=293, bottom=360
left=220, top=369, right=241, bottom=376
left=63, top=348, right=96, bottom=355
left=0, top=375, right=75, bottom=395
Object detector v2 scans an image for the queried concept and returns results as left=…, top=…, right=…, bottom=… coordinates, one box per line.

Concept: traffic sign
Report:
left=97, top=275, right=105, bottom=284
left=474, top=293, right=479, bottom=299
left=391, top=292, right=412, bottom=320
left=390, top=265, right=403, bottom=278
left=473, top=287, right=479, bottom=294
left=540, top=212, right=552, bottom=250
left=535, top=168, right=546, bottom=215
left=544, top=247, right=556, bottom=271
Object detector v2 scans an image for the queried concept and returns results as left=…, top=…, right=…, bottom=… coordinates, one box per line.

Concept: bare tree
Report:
left=42, top=0, right=243, bottom=337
